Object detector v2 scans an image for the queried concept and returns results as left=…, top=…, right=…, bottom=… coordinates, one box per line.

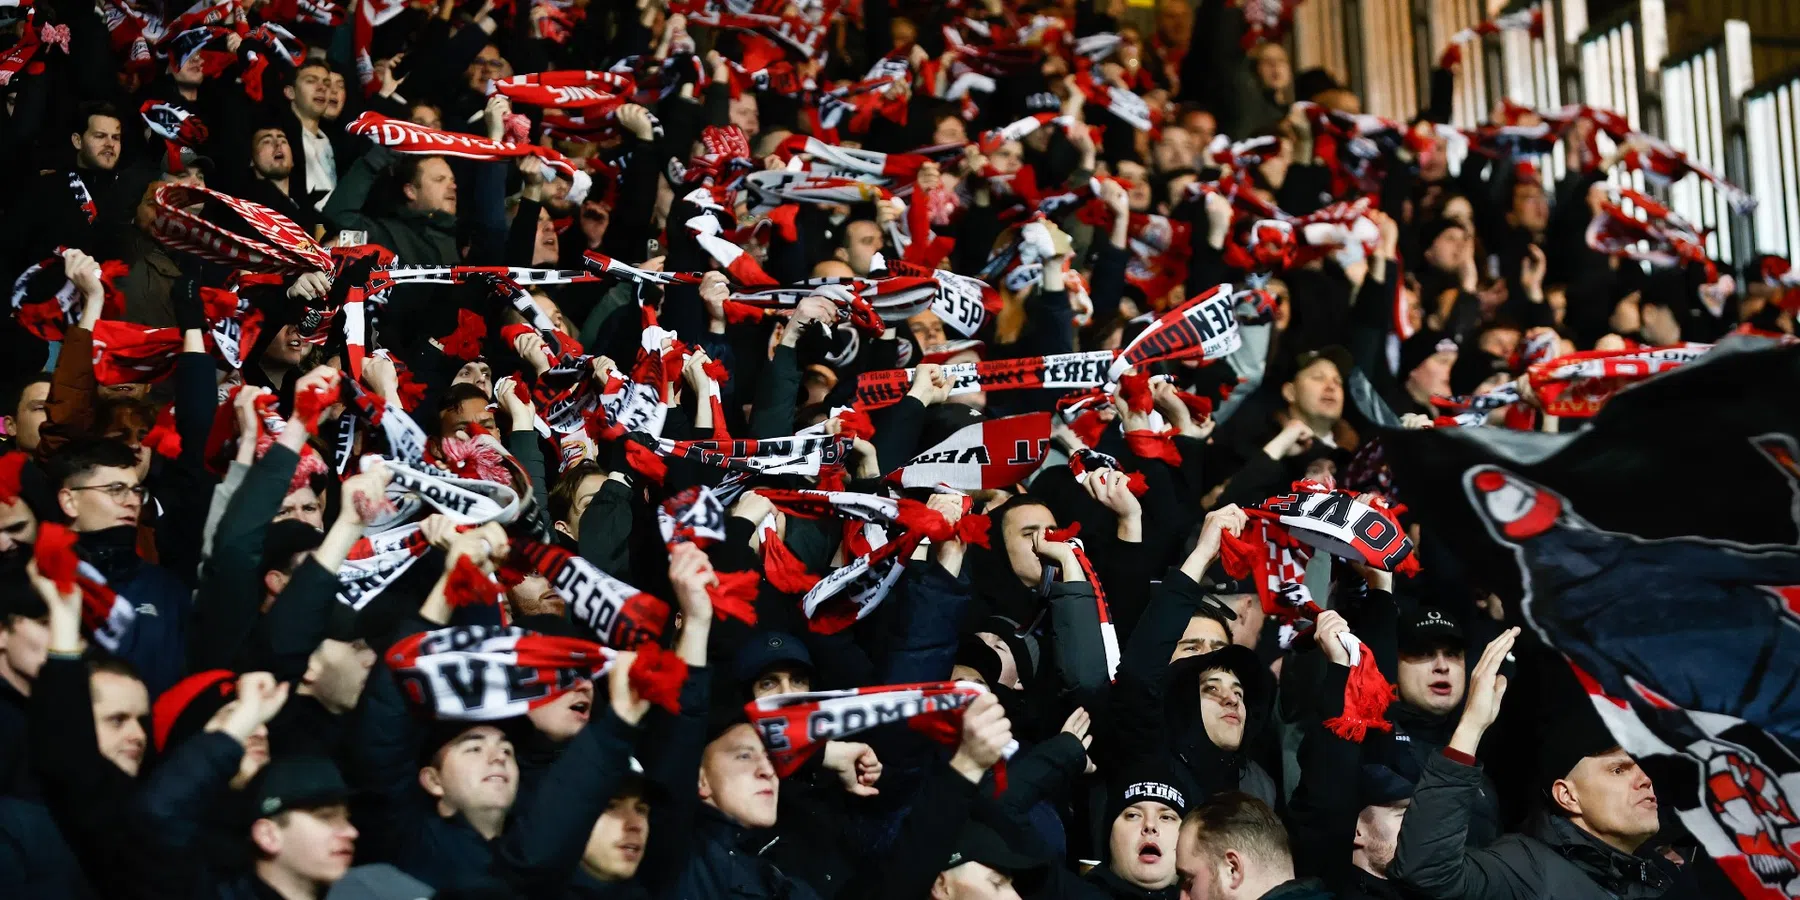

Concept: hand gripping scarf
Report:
left=1621, top=137, right=1757, bottom=215
left=658, top=485, right=728, bottom=547
left=505, top=539, right=671, bottom=650
left=1108, top=283, right=1262, bottom=381
left=34, top=524, right=134, bottom=652
left=150, top=183, right=332, bottom=273
left=854, top=351, right=1117, bottom=410
left=345, top=112, right=593, bottom=204
left=1214, top=478, right=1413, bottom=740
left=1525, top=343, right=1713, bottom=418
left=10, top=249, right=129, bottom=341
left=387, top=624, right=689, bottom=718
left=1585, top=189, right=1717, bottom=280
left=632, top=433, right=854, bottom=485
left=746, top=681, right=1017, bottom=781
left=773, top=134, right=933, bottom=183
left=1217, top=479, right=1419, bottom=614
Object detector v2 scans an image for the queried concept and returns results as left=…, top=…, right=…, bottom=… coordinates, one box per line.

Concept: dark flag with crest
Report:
left=1381, top=341, right=1800, bottom=900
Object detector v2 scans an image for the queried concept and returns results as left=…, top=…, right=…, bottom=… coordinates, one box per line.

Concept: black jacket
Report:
left=78, top=526, right=191, bottom=697
left=1081, top=865, right=1180, bottom=899
left=1262, top=878, right=1339, bottom=899
left=1387, top=703, right=1502, bottom=848
left=1390, top=752, right=1668, bottom=900
left=668, top=804, right=824, bottom=900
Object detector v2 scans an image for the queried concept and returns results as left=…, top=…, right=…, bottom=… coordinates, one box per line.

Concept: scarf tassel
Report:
left=627, top=642, right=689, bottom=714
left=761, top=531, right=821, bottom=594
left=1323, top=643, right=1397, bottom=743
left=707, top=570, right=761, bottom=625
left=624, top=440, right=668, bottom=484
left=445, top=556, right=502, bottom=608
left=1124, top=429, right=1184, bottom=466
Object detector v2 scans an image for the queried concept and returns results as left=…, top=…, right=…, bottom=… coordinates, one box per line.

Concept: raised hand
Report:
left=1314, top=609, right=1353, bottom=667
left=823, top=741, right=883, bottom=796
left=949, top=692, right=1013, bottom=782
left=1450, top=626, right=1521, bottom=756
left=667, top=541, right=716, bottom=622
left=907, top=363, right=951, bottom=407
left=606, top=650, right=653, bottom=725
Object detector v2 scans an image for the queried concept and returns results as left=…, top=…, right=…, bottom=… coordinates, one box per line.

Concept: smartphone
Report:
left=338, top=230, right=367, bottom=248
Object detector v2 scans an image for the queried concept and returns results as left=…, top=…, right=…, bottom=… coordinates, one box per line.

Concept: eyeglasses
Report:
left=69, top=482, right=147, bottom=503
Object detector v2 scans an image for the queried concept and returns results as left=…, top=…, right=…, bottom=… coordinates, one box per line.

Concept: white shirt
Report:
left=301, top=124, right=336, bottom=208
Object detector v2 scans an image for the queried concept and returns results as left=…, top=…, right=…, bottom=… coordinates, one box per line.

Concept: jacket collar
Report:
left=77, top=525, right=142, bottom=584
left=1084, top=864, right=1179, bottom=899
left=1529, top=813, right=1668, bottom=897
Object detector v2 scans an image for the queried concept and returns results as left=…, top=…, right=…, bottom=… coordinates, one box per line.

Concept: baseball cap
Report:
left=1290, top=345, right=1353, bottom=383
left=252, top=756, right=351, bottom=819
left=153, top=669, right=238, bottom=753
left=943, top=821, right=1047, bottom=879
left=162, top=146, right=216, bottom=178
left=1396, top=606, right=1466, bottom=655
left=326, top=864, right=433, bottom=900
left=732, top=631, right=815, bottom=686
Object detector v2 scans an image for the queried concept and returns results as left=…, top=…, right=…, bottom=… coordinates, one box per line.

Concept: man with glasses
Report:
left=48, top=439, right=190, bottom=695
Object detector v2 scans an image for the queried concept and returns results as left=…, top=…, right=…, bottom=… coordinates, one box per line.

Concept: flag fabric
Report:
left=1380, top=342, right=1800, bottom=900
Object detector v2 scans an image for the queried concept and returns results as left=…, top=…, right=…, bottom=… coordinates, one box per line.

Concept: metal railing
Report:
left=1745, top=68, right=1800, bottom=262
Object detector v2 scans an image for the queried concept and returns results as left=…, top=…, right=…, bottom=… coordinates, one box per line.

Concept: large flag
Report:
left=1381, top=342, right=1800, bottom=899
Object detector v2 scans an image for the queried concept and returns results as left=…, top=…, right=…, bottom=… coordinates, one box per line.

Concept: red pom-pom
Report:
left=708, top=570, right=761, bottom=625
left=0, top=452, right=26, bottom=504
left=34, top=523, right=81, bottom=594
left=440, top=309, right=488, bottom=362
left=1043, top=523, right=1081, bottom=543
left=624, top=440, right=668, bottom=484
left=954, top=513, right=991, bottom=548
left=445, top=556, right=501, bottom=608
left=760, top=532, right=820, bottom=594
left=701, top=359, right=729, bottom=383
left=627, top=642, right=689, bottom=715
left=145, top=405, right=182, bottom=459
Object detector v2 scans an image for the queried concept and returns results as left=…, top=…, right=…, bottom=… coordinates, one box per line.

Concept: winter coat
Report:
left=1387, top=703, right=1502, bottom=848
left=0, top=796, right=94, bottom=899
left=78, top=526, right=191, bottom=697
left=1389, top=752, right=1669, bottom=900
left=668, top=805, right=825, bottom=900
left=1081, top=865, right=1181, bottom=899
left=1262, top=878, right=1339, bottom=899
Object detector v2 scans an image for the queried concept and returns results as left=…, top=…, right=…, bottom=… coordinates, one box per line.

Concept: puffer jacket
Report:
left=1390, top=752, right=1668, bottom=900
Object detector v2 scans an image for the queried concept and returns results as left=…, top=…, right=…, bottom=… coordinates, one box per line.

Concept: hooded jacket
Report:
left=1159, top=647, right=1279, bottom=806
left=1390, top=752, right=1669, bottom=900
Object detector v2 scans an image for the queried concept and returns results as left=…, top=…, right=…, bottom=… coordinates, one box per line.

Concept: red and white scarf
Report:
left=345, top=112, right=593, bottom=204
left=150, top=183, right=332, bottom=273
left=10, top=250, right=128, bottom=342
left=505, top=539, right=672, bottom=650
left=34, top=523, right=134, bottom=652
left=747, top=681, right=1015, bottom=777
left=1526, top=344, right=1712, bottom=418
left=854, top=351, right=1116, bottom=410
left=387, top=624, right=688, bottom=718
left=1108, top=283, right=1258, bottom=380
left=892, top=412, right=1053, bottom=491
